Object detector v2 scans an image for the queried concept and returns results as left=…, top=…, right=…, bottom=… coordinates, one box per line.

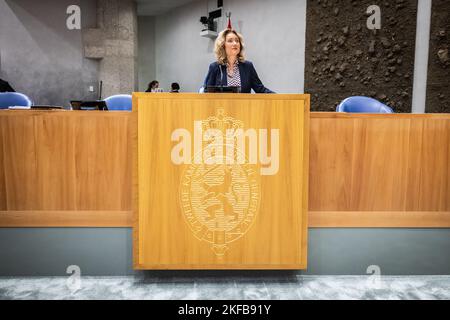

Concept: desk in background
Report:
left=0, top=107, right=449, bottom=229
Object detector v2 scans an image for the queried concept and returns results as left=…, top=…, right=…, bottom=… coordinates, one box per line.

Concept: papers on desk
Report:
left=8, top=105, right=65, bottom=110
left=8, top=106, right=31, bottom=110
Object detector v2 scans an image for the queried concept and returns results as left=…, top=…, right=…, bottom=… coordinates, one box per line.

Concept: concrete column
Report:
left=83, top=0, right=138, bottom=99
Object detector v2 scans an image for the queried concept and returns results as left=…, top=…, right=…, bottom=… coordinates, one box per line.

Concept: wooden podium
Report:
left=133, top=93, right=310, bottom=269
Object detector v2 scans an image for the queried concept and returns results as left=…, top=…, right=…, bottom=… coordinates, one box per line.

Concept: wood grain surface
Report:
left=133, top=93, right=310, bottom=269
left=1, top=108, right=449, bottom=229
left=0, top=110, right=132, bottom=226
left=309, top=113, right=450, bottom=212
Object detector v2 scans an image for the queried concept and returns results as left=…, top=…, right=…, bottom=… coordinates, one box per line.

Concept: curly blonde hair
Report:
left=214, top=29, right=245, bottom=65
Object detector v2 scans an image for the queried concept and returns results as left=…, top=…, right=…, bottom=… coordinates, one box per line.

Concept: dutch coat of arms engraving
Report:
left=179, top=110, right=261, bottom=256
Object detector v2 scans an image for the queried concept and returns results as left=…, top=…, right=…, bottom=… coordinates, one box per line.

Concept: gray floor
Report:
left=0, top=275, right=449, bottom=300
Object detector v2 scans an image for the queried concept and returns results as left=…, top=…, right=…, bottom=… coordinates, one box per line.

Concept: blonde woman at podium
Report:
left=203, top=29, right=274, bottom=93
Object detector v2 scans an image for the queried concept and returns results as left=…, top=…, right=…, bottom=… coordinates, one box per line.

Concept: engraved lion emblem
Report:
left=179, top=110, right=260, bottom=256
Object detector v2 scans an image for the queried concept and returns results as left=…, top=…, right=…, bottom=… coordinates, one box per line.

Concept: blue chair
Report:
left=336, top=96, right=394, bottom=113
left=0, top=92, right=33, bottom=109
left=104, top=94, right=132, bottom=111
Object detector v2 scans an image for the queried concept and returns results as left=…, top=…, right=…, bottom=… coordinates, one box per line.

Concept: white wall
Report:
left=0, top=0, right=99, bottom=106
left=412, top=0, right=432, bottom=114
left=139, top=0, right=307, bottom=93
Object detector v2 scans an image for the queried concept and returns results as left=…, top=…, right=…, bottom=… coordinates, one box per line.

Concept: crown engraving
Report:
left=202, top=109, right=243, bottom=134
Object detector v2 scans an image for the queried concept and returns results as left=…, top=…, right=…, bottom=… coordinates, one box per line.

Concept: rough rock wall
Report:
left=426, top=0, right=450, bottom=113
left=305, top=0, right=417, bottom=112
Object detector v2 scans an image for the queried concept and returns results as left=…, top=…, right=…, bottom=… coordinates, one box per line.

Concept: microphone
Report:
left=98, top=80, right=103, bottom=100
left=218, top=64, right=224, bottom=86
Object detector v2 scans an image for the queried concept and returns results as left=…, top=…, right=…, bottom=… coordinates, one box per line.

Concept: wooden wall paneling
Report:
left=0, top=111, right=132, bottom=226
left=309, top=113, right=450, bottom=227
left=1, top=110, right=449, bottom=228
left=1, top=113, right=38, bottom=210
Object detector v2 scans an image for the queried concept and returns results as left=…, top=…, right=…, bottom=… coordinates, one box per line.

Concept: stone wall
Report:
left=305, top=0, right=417, bottom=112
left=426, top=0, right=450, bottom=113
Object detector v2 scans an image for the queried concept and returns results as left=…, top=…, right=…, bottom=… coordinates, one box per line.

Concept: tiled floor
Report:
left=0, top=275, right=449, bottom=300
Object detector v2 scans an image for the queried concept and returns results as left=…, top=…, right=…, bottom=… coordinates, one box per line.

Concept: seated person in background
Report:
left=170, top=82, right=180, bottom=93
left=203, top=28, right=274, bottom=93
left=0, top=78, right=15, bottom=92
left=146, top=80, right=163, bottom=92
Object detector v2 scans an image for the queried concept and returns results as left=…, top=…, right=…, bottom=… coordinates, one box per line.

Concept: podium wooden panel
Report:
left=133, top=93, right=310, bottom=270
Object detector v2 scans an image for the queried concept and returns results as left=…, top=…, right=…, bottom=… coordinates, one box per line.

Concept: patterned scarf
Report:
left=226, top=61, right=241, bottom=88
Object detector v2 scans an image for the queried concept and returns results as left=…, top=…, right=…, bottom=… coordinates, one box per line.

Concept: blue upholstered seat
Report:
left=336, top=96, right=394, bottom=113
left=0, top=92, right=33, bottom=109
left=104, top=94, right=132, bottom=111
